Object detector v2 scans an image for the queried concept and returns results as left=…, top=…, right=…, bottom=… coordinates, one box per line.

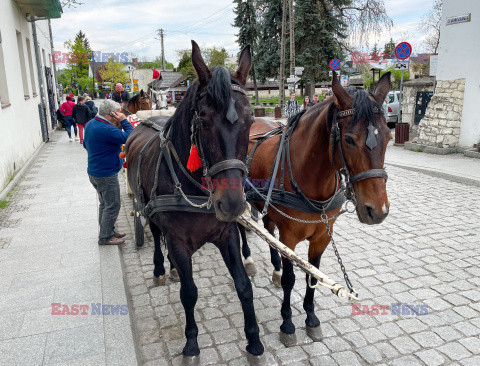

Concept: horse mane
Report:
left=163, top=66, right=235, bottom=138
left=326, top=88, right=383, bottom=132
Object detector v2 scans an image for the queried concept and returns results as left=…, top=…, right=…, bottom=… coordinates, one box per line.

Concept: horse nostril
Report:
left=365, top=205, right=375, bottom=220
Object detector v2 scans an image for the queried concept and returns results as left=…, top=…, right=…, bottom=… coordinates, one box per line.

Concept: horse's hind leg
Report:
left=167, top=254, right=180, bottom=282
left=239, top=224, right=256, bottom=276
left=168, top=243, right=200, bottom=356
left=263, top=216, right=282, bottom=287
left=150, top=221, right=166, bottom=286
left=217, top=225, right=264, bottom=356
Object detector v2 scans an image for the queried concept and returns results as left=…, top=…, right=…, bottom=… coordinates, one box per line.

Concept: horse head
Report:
left=330, top=71, right=392, bottom=225
left=191, top=40, right=253, bottom=222
left=138, top=89, right=152, bottom=110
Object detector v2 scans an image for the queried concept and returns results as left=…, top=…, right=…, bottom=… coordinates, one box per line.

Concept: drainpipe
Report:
left=29, top=17, right=47, bottom=107
left=48, top=19, right=59, bottom=108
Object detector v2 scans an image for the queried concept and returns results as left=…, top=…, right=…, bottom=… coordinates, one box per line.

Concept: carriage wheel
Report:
left=134, top=201, right=145, bottom=247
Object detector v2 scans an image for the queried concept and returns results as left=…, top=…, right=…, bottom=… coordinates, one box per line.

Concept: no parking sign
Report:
left=329, top=59, right=341, bottom=71
left=395, top=42, right=412, bottom=60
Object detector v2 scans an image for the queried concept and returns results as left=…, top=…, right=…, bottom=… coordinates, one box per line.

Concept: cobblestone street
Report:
left=119, top=164, right=480, bottom=366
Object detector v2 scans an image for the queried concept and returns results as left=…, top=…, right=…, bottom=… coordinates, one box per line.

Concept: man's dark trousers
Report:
left=89, top=173, right=121, bottom=244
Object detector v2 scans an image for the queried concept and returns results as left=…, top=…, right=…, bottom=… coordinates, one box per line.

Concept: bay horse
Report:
left=240, top=71, right=392, bottom=341
left=125, top=89, right=152, bottom=114
left=125, top=41, right=264, bottom=357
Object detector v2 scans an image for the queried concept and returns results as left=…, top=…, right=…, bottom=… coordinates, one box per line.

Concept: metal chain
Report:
left=175, top=184, right=213, bottom=209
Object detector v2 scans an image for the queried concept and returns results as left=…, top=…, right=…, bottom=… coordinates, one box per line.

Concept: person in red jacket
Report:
left=60, top=96, right=78, bottom=141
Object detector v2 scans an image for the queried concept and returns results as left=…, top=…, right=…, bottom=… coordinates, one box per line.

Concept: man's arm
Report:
left=109, top=116, right=133, bottom=144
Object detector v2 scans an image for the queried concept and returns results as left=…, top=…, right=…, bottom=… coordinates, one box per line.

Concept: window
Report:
left=0, top=30, right=10, bottom=107
left=16, top=31, right=29, bottom=98
left=25, top=38, right=37, bottom=96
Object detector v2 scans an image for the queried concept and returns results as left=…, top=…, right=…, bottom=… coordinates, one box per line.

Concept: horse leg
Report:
left=279, top=256, right=296, bottom=335
left=303, top=250, right=324, bottom=341
left=167, top=253, right=180, bottom=282
left=168, top=245, right=200, bottom=356
left=150, top=222, right=166, bottom=286
left=263, top=216, right=282, bottom=287
left=239, top=224, right=256, bottom=276
left=217, top=226, right=264, bottom=356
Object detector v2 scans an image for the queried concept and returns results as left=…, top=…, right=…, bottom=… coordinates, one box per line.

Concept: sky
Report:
left=51, top=0, right=438, bottom=69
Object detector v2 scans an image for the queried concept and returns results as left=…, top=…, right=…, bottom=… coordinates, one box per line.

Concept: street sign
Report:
left=286, top=75, right=300, bottom=83
left=125, top=85, right=131, bottom=92
left=329, top=59, right=341, bottom=71
left=294, top=66, right=304, bottom=75
left=395, top=42, right=412, bottom=60
left=394, top=61, right=409, bottom=70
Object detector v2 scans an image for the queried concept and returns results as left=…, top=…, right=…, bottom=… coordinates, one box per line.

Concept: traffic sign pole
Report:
left=394, top=42, right=412, bottom=125
left=399, top=70, right=404, bottom=123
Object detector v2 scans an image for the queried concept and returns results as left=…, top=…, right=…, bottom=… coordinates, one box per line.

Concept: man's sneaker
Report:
left=99, top=237, right=125, bottom=245
left=75, top=136, right=80, bottom=141
left=114, top=233, right=126, bottom=238
left=69, top=137, right=73, bottom=142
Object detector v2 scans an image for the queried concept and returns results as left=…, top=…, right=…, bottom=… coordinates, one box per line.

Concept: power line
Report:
left=172, top=3, right=234, bottom=32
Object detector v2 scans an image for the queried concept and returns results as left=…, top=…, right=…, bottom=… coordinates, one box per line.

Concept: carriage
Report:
left=123, top=40, right=392, bottom=357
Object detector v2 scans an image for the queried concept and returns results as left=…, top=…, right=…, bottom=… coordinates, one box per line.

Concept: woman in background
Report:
left=60, top=96, right=77, bottom=142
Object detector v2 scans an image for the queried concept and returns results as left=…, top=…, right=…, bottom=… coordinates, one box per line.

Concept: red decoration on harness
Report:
left=187, top=145, right=202, bottom=173
left=122, top=162, right=127, bottom=168
left=152, top=69, right=161, bottom=79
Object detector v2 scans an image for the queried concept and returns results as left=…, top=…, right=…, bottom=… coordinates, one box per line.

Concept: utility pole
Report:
left=289, top=0, right=295, bottom=77
left=156, top=29, right=166, bottom=71
left=279, top=0, right=287, bottom=107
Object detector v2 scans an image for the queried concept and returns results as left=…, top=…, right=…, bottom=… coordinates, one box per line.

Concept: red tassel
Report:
left=122, top=162, right=127, bottom=168
left=187, top=145, right=202, bottom=173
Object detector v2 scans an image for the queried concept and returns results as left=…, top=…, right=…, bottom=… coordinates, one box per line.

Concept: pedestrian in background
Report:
left=60, top=95, right=77, bottom=142
left=300, top=96, right=314, bottom=111
left=72, top=96, right=93, bottom=144
left=284, top=92, right=300, bottom=119
left=112, top=83, right=130, bottom=110
left=84, top=96, right=98, bottom=116
left=312, top=94, right=319, bottom=104
left=83, top=100, right=133, bottom=245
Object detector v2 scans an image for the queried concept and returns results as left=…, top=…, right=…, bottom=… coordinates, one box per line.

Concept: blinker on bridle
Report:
left=189, top=84, right=249, bottom=178
left=331, top=106, right=388, bottom=201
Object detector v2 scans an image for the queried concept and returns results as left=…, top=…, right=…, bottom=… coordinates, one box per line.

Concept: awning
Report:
left=14, top=0, right=63, bottom=19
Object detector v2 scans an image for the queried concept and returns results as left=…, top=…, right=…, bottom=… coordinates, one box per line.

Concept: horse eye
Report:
left=345, top=135, right=356, bottom=146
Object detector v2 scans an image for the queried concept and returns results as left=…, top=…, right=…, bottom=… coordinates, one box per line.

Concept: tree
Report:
left=295, top=0, right=346, bottom=97
left=136, top=57, right=174, bottom=70
left=419, top=0, right=442, bottom=53
left=204, top=47, right=229, bottom=67
left=233, top=0, right=259, bottom=102
left=370, top=43, right=380, bottom=61
left=176, top=50, right=196, bottom=81
left=382, top=65, right=409, bottom=90
left=383, top=38, right=395, bottom=58
left=63, top=30, right=92, bottom=88
left=98, top=58, right=129, bottom=92
left=255, top=0, right=283, bottom=83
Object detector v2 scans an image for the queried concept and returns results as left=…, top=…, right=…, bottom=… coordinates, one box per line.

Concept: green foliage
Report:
left=364, top=77, right=373, bottom=90
left=137, top=57, right=174, bottom=70
left=382, top=65, right=410, bottom=90
left=255, top=0, right=282, bottom=83
left=77, top=76, right=92, bottom=92
left=383, top=38, right=395, bottom=58
left=176, top=50, right=196, bottom=81
left=204, top=47, right=229, bottom=67
left=0, top=199, right=8, bottom=209
left=63, top=30, right=91, bottom=89
left=98, top=59, right=129, bottom=88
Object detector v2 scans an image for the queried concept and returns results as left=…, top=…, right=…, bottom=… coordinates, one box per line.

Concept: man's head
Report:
left=115, top=83, right=123, bottom=92
left=77, top=96, right=85, bottom=104
left=313, top=94, right=319, bottom=103
left=99, top=100, right=125, bottom=125
left=290, top=92, right=295, bottom=101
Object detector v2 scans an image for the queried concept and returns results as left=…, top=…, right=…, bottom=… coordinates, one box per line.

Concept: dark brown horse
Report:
left=125, top=89, right=152, bottom=114
left=241, top=71, right=392, bottom=341
left=125, top=41, right=264, bottom=357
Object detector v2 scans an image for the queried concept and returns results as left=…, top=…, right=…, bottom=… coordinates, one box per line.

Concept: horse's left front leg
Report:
left=216, top=224, right=264, bottom=356
left=238, top=224, right=256, bottom=276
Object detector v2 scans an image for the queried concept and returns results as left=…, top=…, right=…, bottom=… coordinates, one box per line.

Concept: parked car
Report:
left=386, top=91, right=403, bottom=128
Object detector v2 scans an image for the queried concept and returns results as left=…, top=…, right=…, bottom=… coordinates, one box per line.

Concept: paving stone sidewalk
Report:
left=0, top=131, right=137, bottom=366
left=118, top=159, right=480, bottom=364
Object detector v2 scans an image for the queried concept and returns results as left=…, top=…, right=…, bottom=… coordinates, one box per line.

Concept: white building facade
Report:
left=0, top=0, right=61, bottom=190
left=416, top=0, right=480, bottom=149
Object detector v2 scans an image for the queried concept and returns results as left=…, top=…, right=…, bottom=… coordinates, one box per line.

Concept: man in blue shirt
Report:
left=84, top=100, right=133, bottom=245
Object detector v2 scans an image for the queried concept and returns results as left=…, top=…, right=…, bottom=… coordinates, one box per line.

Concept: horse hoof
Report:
left=130, top=210, right=134, bottom=216
left=244, top=256, right=257, bottom=276
left=153, top=274, right=166, bottom=286
left=279, top=331, right=297, bottom=347
left=246, top=348, right=265, bottom=364
left=306, top=325, right=323, bottom=341
left=170, top=268, right=180, bottom=282
left=272, top=270, right=282, bottom=288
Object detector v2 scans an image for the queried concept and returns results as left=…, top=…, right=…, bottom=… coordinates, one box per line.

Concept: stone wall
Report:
left=401, top=78, right=434, bottom=132
left=416, top=79, right=465, bottom=148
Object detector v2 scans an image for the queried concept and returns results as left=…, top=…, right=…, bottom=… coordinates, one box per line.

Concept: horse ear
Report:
left=191, top=40, right=211, bottom=87
left=374, top=72, right=391, bottom=104
left=331, top=70, right=352, bottom=110
left=140, top=89, right=144, bottom=96
left=233, top=45, right=252, bottom=86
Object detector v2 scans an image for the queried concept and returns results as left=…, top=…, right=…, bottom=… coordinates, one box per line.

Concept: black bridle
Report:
left=330, top=107, right=388, bottom=201
left=190, top=84, right=249, bottom=179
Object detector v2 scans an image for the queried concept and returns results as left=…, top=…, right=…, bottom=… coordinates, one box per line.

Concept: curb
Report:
left=386, top=162, right=480, bottom=188
left=0, top=133, right=50, bottom=201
